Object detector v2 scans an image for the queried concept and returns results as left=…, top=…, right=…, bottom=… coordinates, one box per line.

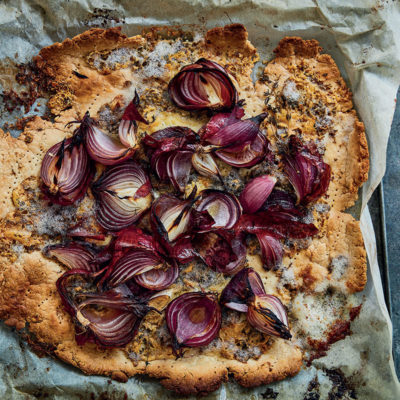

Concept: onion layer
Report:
left=134, top=263, right=179, bottom=291
left=168, top=58, right=237, bottom=111
left=239, top=175, right=276, bottom=214
left=166, top=292, right=221, bottom=355
left=92, top=161, right=152, bottom=231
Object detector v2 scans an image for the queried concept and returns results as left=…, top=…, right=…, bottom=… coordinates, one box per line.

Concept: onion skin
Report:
left=166, top=292, right=221, bottom=355
left=247, top=294, right=291, bottom=339
left=40, top=134, right=93, bottom=205
left=219, top=268, right=266, bottom=312
left=239, top=175, right=277, bottom=214
left=283, top=136, right=331, bottom=205
left=168, top=58, right=237, bottom=112
left=92, top=161, right=152, bottom=231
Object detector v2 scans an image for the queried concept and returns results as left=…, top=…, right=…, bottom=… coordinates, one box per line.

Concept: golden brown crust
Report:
left=0, top=27, right=368, bottom=395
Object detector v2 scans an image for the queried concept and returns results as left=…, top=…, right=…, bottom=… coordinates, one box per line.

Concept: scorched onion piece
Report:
left=216, top=132, right=269, bottom=167
left=40, top=134, right=93, bottom=205
left=79, top=112, right=134, bottom=165
left=247, top=294, right=291, bottom=339
left=194, top=231, right=246, bottom=275
left=113, top=226, right=160, bottom=255
left=191, top=151, right=221, bottom=179
left=239, top=175, right=277, bottom=214
left=67, top=224, right=106, bottom=241
left=134, top=263, right=179, bottom=290
left=168, top=58, right=237, bottom=111
left=194, top=189, right=242, bottom=232
left=166, top=292, right=221, bottom=355
left=151, top=195, right=193, bottom=243
left=219, top=268, right=266, bottom=312
left=118, top=91, right=148, bottom=148
left=43, top=243, right=98, bottom=272
left=92, top=161, right=152, bottom=231
left=106, top=249, right=166, bottom=288
left=261, top=189, right=299, bottom=214
left=283, top=136, right=331, bottom=205
left=256, top=232, right=283, bottom=270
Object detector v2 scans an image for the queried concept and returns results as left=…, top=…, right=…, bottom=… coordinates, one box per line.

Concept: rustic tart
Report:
left=0, top=24, right=369, bottom=396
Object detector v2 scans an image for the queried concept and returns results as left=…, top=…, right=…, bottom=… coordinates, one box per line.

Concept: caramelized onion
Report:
left=283, top=136, right=331, bottom=205
left=195, top=189, right=242, bottom=232
left=151, top=195, right=193, bottom=243
left=220, top=268, right=265, bottom=312
left=247, top=294, right=291, bottom=339
left=118, top=91, right=148, bottom=148
left=40, top=134, right=93, bottom=205
left=81, top=113, right=134, bottom=165
left=44, top=243, right=98, bottom=272
left=134, top=263, right=179, bottom=290
left=92, top=161, right=152, bottom=231
left=166, top=292, right=221, bottom=355
left=256, top=232, right=283, bottom=270
left=239, top=175, right=276, bottom=214
left=168, top=58, right=237, bottom=111
left=191, top=152, right=220, bottom=179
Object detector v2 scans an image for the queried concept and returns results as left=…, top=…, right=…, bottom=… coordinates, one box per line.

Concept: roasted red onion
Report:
left=247, top=294, right=291, bottom=339
left=216, top=132, right=269, bottom=167
left=219, top=268, right=265, bottom=312
left=261, top=189, right=299, bottom=214
left=118, top=91, right=148, bottom=148
left=168, top=58, right=237, bottom=111
left=200, top=107, right=268, bottom=153
left=166, top=292, right=221, bottom=355
left=40, top=134, right=93, bottom=205
left=194, top=190, right=242, bottom=232
left=44, top=243, right=98, bottom=272
left=191, top=152, right=220, bottom=179
left=256, top=232, right=283, bottom=270
left=80, top=112, right=134, bottom=165
left=151, top=195, right=193, bottom=243
left=92, top=161, right=152, bottom=231
left=239, top=175, right=276, bottom=214
left=134, top=263, right=179, bottom=290
left=106, top=249, right=165, bottom=288
left=67, top=224, right=106, bottom=241
left=166, top=150, right=193, bottom=192
left=113, top=226, right=160, bottom=255
left=194, top=231, right=246, bottom=275
left=283, top=136, right=331, bottom=205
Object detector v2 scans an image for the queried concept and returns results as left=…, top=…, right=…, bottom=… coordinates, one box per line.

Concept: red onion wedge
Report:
left=194, top=231, right=246, bottom=275
left=261, top=189, right=300, bottom=215
left=166, top=292, right=221, bottom=355
left=194, top=189, right=242, bottom=232
left=166, top=150, right=193, bottom=192
left=113, top=226, right=160, bottom=255
left=67, top=223, right=106, bottom=241
left=79, top=112, right=134, bottom=165
left=106, top=249, right=166, bottom=288
left=220, top=268, right=265, bottom=312
left=247, top=294, right=291, bottom=339
left=151, top=195, right=194, bottom=243
left=191, top=152, right=221, bottom=180
left=119, top=91, right=148, bottom=148
left=43, top=243, right=98, bottom=272
left=239, top=175, right=277, bottom=214
left=40, top=134, right=93, bottom=205
left=92, top=161, right=152, bottom=231
left=256, top=232, right=283, bottom=270
left=216, top=132, right=269, bottom=168
left=201, top=109, right=268, bottom=153
left=134, top=263, right=179, bottom=291
left=168, top=58, right=237, bottom=112
left=283, top=136, right=331, bottom=205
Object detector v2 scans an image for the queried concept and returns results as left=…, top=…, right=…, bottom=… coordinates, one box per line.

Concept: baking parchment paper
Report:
left=0, top=0, right=399, bottom=398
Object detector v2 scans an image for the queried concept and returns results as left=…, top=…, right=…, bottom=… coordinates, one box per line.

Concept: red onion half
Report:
left=168, top=58, right=237, bottom=112
left=166, top=292, right=221, bottom=355
left=40, top=134, right=93, bottom=205
left=92, top=161, right=152, bottom=231
left=283, top=136, right=331, bottom=205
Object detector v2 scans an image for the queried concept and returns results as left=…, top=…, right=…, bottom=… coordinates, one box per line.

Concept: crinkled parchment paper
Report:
left=0, top=0, right=399, bottom=398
